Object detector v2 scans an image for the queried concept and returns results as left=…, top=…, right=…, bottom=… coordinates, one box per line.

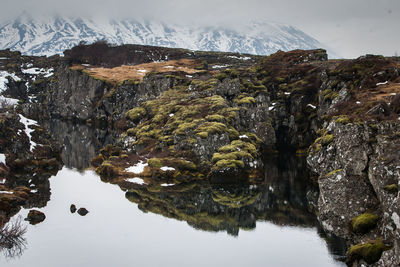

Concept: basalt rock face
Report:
left=307, top=121, right=400, bottom=266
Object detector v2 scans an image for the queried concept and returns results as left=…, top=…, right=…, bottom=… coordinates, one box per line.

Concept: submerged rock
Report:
left=70, top=204, right=77, bottom=213
left=77, top=208, right=89, bottom=216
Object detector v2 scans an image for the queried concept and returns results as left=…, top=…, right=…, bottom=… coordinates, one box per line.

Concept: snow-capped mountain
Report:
left=0, top=13, right=324, bottom=57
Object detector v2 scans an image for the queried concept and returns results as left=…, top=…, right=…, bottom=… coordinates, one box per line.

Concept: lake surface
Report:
left=0, top=122, right=346, bottom=266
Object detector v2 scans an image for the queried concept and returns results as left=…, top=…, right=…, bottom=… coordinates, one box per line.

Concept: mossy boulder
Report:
left=126, top=107, right=146, bottom=122
left=346, top=239, right=390, bottom=265
left=350, top=212, right=379, bottom=234
left=96, top=162, right=119, bottom=177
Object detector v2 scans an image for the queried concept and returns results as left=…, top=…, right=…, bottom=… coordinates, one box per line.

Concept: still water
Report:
left=0, top=122, right=346, bottom=266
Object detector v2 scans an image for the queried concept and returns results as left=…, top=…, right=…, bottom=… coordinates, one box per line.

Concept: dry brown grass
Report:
left=361, top=82, right=400, bottom=102
left=71, top=59, right=201, bottom=84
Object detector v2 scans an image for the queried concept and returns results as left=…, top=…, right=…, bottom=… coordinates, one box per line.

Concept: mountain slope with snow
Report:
left=0, top=14, right=324, bottom=56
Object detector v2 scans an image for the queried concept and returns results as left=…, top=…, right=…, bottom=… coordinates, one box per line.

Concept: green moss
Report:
left=148, top=158, right=197, bottom=171
left=96, top=162, right=119, bottom=177
left=317, top=134, right=334, bottom=146
left=215, top=72, right=229, bottom=81
left=126, top=128, right=137, bottom=136
left=383, top=184, right=398, bottom=193
left=173, top=121, right=198, bottom=135
left=197, top=132, right=209, bottom=139
left=351, top=213, right=379, bottom=234
left=325, top=169, right=343, bottom=177
left=213, top=159, right=245, bottom=170
left=205, top=114, right=225, bottom=122
left=195, top=122, right=228, bottom=136
left=347, top=239, right=389, bottom=264
left=212, top=151, right=252, bottom=163
left=218, top=140, right=257, bottom=155
left=126, top=107, right=146, bottom=122
left=148, top=158, right=163, bottom=169
left=234, top=96, right=256, bottom=105
left=335, top=115, right=351, bottom=124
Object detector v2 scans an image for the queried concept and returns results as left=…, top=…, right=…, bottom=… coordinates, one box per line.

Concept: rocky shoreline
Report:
left=0, top=43, right=399, bottom=265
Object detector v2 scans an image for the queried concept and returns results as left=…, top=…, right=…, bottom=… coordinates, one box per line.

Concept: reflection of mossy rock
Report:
left=211, top=189, right=260, bottom=208
left=26, top=210, right=46, bottom=225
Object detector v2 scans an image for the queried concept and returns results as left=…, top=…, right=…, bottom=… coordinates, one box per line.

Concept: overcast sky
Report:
left=1, top=0, right=399, bottom=58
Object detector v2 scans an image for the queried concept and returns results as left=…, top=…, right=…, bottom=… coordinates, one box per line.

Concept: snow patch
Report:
left=376, top=81, right=388, bottom=86
left=0, top=153, right=6, bottom=165
left=356, top=101, right=361, bottom=105
left=22, top=67, right=54, bottom=77
left=307, top=104, right=317, bottom=109
left=18, top=114, right=38, bottom=151
left=125, top=161, right=148, bottom=174
left=0, top=191, right=13, bottom=194
left=0, top=71, right=21, bottom=92
left=160, top=166, right=175, bottom=171
left=239, top=135, right=248, bottom=139
left=212, top=64, right=229, bottom=69
left=161, top=183, right=175, bottom=187
left=0, top=95, right=19, bottom=107
left=227, top=55, right=251, bottom=60
left=125, top=177, right=147, bottom=185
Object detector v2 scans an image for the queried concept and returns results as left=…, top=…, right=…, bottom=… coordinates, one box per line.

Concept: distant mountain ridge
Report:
left=0, top=13, right=324, bottom=57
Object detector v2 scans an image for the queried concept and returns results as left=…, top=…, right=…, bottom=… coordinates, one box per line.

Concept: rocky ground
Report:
left=0, top=42, right=399, bottom=266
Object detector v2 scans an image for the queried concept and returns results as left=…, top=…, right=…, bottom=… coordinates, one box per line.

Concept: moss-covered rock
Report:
left=96, top=161, right=119, bottom=177
left=126, top=107, right=146, bottom=122
left=350, top=212, right=379, bottom=234
left=346, top=239, right=390, bottom=265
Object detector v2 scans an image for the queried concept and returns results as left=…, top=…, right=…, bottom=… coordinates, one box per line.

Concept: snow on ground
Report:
left=0, top=153, right=6, bottom=165
left=376, top=81, right=388, bottom=86
left=22, top=67, right=54, bottom=77
left=125, top=161, right=148, bottom=174
left=227, top=55, right=251, bottom=60
left=307, top=104, right=317, bottom=109
left=18, top=114, right=38, bottom=152
left=212, top=65, right=229, bottom=69
left=160, top=166, right=175, bottom=171
left=239, top=135, right=248, bottom=139
left=0, top=95, right=19, bottom=108
left=0, top=71, right=21, bottom=92
left=125, top=177, right=147, bottom=185
left=161, top=183, right=175, bottom=187
left=0, top=191, right=13, bottom=194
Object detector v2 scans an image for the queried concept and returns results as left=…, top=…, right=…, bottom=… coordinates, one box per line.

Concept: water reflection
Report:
left=119, top=156, right=317, bottom=236
left=18, top=120, right=346, bottom=264
left=44, top=120, right=114, bottom=170
left=0, top=216, right=27, bottom=259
